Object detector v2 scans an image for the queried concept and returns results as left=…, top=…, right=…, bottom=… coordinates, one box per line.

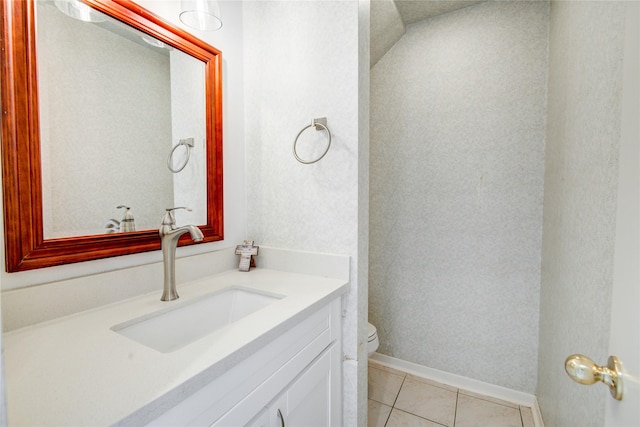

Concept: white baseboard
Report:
left=369, top=353, right=545, bottom=427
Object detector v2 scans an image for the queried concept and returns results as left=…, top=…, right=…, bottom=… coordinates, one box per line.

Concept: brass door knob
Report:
left=565, top=354, right=623, bottom=400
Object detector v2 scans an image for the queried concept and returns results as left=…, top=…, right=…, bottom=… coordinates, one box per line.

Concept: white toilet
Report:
left=367, top=322, right=380, bottom=356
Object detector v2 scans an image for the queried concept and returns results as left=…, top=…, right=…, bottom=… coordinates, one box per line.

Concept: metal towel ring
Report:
left=293, top=117, right=332, bottom=164
left=167, top=138, right=194, bottom=173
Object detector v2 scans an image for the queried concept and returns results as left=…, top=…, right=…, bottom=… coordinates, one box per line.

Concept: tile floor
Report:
left=368, top=361, right=535, bottom=427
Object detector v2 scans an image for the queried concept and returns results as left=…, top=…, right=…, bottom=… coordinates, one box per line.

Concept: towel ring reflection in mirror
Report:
left=293, top=117, right=332, bottom=164
left=167, top=138, right=195, bottom=173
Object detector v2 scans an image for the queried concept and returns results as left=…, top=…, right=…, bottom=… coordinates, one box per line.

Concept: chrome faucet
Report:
left=159, top=207, right=204, bottom=301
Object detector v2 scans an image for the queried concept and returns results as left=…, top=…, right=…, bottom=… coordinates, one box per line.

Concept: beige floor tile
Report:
left=458, top=389, right=519, bottom=409
left=519, top=406, right=535, bottom=427
left=368, top=399, right=393, bottom=427
left=386, top=409, right=444, bottom=427
left=394, top=377, right=457, bottom=426
left=455, top=394, right=522, bottom=427
left=369, top=366, right=406, bottom=406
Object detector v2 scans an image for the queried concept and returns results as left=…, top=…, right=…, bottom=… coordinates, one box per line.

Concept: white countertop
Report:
left=3, top=268, right=349, bottom=426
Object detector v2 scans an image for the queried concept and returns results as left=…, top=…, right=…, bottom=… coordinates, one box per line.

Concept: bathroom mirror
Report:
left=0, top=0, right=224, bottom=272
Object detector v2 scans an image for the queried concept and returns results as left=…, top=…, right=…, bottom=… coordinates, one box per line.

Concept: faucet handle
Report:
left=162, top=207, right=192, bottom=226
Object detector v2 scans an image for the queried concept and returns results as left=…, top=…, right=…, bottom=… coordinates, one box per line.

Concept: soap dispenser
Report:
left=117, top=205, right=136, bottom=232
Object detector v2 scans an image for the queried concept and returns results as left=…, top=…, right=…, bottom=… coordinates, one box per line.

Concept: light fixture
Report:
left=54, top=0, right=106, bottom=23
left=179, top=0, right=223, bottom=31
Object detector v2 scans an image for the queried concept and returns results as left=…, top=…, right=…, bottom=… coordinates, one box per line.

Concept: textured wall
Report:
left=369, top=1, right=549, bottom=393
left=537, top=2, right=625, bottom=426
left=242, top=2, right=365, bottom=424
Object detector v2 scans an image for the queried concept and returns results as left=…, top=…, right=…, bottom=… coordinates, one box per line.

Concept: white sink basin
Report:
left=111, top=287, right=284, bottom=353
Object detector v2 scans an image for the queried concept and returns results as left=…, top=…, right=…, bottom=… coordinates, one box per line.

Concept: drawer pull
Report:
left=277, top=409, right=285, bottom=427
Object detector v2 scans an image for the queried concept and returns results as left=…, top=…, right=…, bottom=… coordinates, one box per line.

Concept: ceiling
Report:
left=370, top=0, right=486, bottom=67
left=393, top=0, right=485, bottom=25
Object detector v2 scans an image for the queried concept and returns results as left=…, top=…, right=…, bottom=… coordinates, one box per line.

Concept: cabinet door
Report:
left=275, top=351, right=331, bottom=427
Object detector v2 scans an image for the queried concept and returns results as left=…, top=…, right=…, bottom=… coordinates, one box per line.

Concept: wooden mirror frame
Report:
left=0, top=0, right=224, bottom=272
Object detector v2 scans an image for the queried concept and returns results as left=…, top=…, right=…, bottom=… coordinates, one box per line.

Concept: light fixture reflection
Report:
left=179, top=0, right=223, bottom=31
left=54, top=0, right=106, bottom=23
left=141, top=35, right=172, bottom=50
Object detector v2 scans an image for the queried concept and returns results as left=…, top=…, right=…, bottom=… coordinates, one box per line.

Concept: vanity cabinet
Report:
left=147, top=298, right=342, bottom=427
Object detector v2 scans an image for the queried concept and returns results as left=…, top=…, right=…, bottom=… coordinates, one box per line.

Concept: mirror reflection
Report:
left=37, top=0, right=207, bottom=238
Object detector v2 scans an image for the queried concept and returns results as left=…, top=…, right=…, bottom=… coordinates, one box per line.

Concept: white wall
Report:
left=242, top=1, right=365, bottom=424
left=537, top=2, right=627, bottom=425
left=370, top=1, right=549, bottom=394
